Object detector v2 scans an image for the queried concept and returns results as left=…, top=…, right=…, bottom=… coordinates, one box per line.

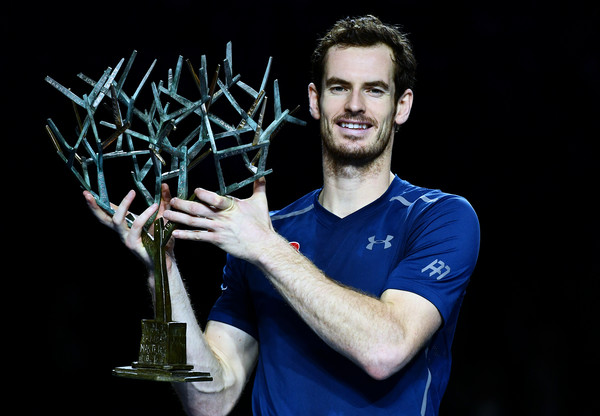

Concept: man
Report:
left=85, top=15, right=480, bottom=415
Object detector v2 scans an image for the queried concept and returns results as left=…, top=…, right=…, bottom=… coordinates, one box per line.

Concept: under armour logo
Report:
left=421, top=259, right=451, bottom=280
left=366, top=235, right=394, bottom=250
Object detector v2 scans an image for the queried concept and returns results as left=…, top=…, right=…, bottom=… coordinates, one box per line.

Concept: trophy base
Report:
left=113, top=365, right=212, bottom=382
left=112, top=319, right=212, bottom=382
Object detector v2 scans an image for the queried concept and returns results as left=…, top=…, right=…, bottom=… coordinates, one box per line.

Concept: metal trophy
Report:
left=45, top=43, right=304, bottom=382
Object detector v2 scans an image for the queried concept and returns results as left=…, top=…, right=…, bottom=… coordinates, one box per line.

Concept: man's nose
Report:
left=345, top=90, right=366, bottom=113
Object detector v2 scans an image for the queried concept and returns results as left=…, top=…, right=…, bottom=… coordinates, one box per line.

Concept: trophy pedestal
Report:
left=113, top=366, right=212, bottom=382
left=113, top=319, right=212, bottom=382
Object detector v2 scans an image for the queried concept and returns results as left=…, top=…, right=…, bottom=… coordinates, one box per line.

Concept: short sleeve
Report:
left=207, top=254, right=259, bottom=340
left=384, top=196, right=480, bottom=323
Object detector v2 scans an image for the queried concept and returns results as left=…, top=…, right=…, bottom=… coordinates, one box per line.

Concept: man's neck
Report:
left=319, top=163, right=395, bottom=218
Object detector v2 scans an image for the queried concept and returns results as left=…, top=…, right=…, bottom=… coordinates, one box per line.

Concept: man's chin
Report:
left=323, top=146, right=379, bottom=168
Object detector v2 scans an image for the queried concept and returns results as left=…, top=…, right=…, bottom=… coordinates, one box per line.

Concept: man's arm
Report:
left=84, top=187, right=258, bottom=416
left=168, top=261, right=258, bottom=416
left=253, top=233, right=441, bottom=380
left=164, top=179, right=441, bottom=380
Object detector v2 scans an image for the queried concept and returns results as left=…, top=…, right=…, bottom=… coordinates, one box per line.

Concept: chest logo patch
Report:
left=366, top=235, right=394, bottom=250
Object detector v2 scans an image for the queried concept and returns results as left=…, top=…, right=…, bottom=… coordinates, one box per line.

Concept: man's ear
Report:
left=394, top=89, right=414, bottom=126
left=308, top=82, right=321, bottom=120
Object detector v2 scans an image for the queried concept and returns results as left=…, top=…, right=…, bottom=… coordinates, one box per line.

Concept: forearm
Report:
left=148, top=260, right=245, bottom=416
left=85, top=187, right=248, bottom=414
left=254, top=233, right=408, bottom=379
left=154, top=261, right=219, bottom=377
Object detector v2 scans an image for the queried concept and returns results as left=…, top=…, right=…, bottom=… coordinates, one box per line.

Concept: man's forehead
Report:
left=323, top=44, right=395, bottom=82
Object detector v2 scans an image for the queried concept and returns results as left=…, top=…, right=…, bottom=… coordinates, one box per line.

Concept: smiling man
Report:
left=87, top=15, right=480, bottom=415
left=312, top=45, right=406, bottom=171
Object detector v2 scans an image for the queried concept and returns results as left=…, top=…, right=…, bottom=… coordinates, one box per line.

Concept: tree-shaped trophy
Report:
left=45, top=43, right=304, bottom=382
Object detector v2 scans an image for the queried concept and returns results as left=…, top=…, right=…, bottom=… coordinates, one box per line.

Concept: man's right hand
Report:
left=83, top=184, right=174, bottom=270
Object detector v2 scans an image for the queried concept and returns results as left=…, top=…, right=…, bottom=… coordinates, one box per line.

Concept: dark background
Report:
left=5, top=0, right=597, bottom=414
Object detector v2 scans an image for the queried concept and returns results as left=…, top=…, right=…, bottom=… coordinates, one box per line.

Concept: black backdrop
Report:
left=5, top=0, right=597, bottom=414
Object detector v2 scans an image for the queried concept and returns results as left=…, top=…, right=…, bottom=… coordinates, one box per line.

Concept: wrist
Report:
left=253, top=231, right=297, bottom=273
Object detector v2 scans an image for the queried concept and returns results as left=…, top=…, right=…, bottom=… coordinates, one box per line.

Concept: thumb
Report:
left=253, top=176, right=267, bottom=198
left=158, top=183, right=172, bottom=214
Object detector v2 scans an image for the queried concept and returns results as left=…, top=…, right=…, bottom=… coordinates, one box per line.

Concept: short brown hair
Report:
left=311, top=15, right=417, bottom=102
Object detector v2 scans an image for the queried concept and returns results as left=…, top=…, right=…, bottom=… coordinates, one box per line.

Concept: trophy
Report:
left=45, top=43, right=304, bottom=382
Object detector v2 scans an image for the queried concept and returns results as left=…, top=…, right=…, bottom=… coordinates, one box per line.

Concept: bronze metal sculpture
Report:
left=45, top=43, right=304, bottom=382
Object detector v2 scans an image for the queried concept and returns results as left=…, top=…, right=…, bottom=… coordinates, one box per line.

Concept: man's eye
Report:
left=367, top=88, right=385, bottom=96
left=330, top=86, right=347, bottom=93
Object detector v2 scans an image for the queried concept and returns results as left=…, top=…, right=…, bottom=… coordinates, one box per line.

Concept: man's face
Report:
left=309, top=44, right=412, bottom=168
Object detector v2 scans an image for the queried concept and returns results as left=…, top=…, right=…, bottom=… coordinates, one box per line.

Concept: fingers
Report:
left=168, top=197, right=212, bottom=219
left=194, top=188, right=235, bottom=211
left=163, top=188, right=234, bottom=236
left=253, top=176, right=267, bottom=197
left=250, top=177, right=268, bottom=209
left=164, top=211, right=216, bottom=231
left=169, top=189, right=232, bottom=217
left=158, top=183, right=172, bottom=216
left=170, top=228, right=213, bottom=242
left=83, top=190, right=116, bottom=225
left=221, top=196, right=235, bottom=212
left=112, top=190, right=136, bottom=226
left=163, top=179, right=270, bottom=249
left=83, top=189, right=164, bottom=267
left=85, top=189, right=144, bottom=236
left=125, top=202, right=158, bottom=248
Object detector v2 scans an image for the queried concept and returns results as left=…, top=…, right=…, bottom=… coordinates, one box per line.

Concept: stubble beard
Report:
left=320, top=112, right=395, bottom=176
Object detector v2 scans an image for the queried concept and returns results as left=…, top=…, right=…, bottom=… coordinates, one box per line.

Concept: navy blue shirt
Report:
left=208, top=176, right=480, bottom=415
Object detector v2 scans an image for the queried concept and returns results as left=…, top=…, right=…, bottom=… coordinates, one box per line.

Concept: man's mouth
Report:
left=332, top=113, right=377, bottom=134
left=338, top=122, right=371, bottom=130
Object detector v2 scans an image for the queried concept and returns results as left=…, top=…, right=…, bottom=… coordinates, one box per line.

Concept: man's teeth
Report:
left=340, top=122, right=369, bottom=130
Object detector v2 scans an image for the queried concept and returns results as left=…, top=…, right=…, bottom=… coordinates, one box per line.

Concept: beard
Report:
left=320, top=111, right=395, bottom=169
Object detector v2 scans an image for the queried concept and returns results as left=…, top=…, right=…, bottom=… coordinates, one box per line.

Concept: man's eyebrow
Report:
left=363, top=80, right=390, bottom=90
left=324, top=77, right=390, bottom=90
left=325, top=77, right=351, bottom=87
